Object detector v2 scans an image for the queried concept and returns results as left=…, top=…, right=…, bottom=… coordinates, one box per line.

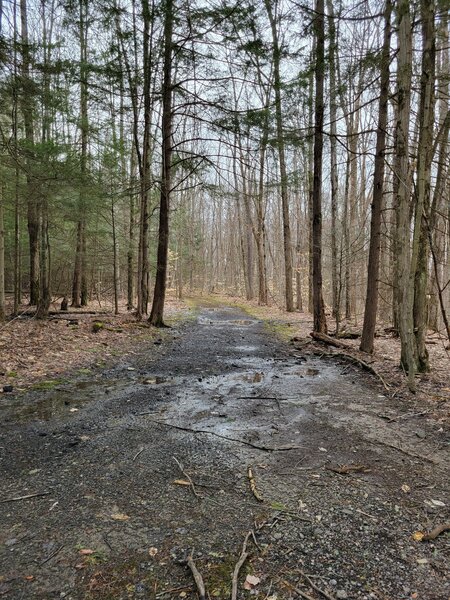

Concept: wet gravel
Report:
left=0, top=305, right=449, bottom=600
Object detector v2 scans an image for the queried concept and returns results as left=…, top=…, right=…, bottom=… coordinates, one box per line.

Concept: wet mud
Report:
left=0, top=306, right=448, bottom=599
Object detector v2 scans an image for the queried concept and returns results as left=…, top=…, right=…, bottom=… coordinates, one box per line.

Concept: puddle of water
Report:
left=1, top=379, right=126, bottom=423
left=197, top=317, right=258, bottom=327
left=234, top=345, right=258, bottom=352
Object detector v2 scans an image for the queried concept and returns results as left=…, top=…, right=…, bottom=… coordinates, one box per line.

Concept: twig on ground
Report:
left=369, top=439, right=437, bottom=463
left=156, top=586, right=192, bottom=598
left=421, top=523, right=450, bottom=541
left=281, top=578, right=315, bottom=600
left=247, top=466, right=264, bottom=501
left=231, top=531, right=252, bottom=600
left=186, top=551, right=206, bottom=600
left=325, top=464, right=370, bottom=475
left=173, top=456, right=201, bottom=499
left=139, top=417, right=305, bottom=452
left=40, top=544, right=64, bottom=566
left=0, top=492, right=50, bottom=504
left=297, top=570, right=336, bottom=600
left=132, top=447, right=145, bottom=462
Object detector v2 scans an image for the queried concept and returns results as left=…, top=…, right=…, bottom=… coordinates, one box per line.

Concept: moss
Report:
left=92, top=321, right=104, bottom=333
left=32, top=379, right=64, bottom=390
left=77, top=368, right=92, bottom=375
left=6, top=371, right=18, bottom=378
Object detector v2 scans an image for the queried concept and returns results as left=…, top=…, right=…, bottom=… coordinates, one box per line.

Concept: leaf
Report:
left=173, top=479, right=191, bottom=486
left=401, top=484, right=411, bottom=493
left=412, top=531, right=424, bottom=541
left=79, top=549, right=94, bottom=555
left=425, top=499, right=446, bottom=507
left=111, top=513, right=130, bottom=521
left=148, top=547, right=158, bottom=557
left=243, top=575, right=260, bottom=590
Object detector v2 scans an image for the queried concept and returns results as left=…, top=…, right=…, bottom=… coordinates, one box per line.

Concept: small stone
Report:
left=415, top=429, right=426, bottom=439
left=273, top=532, right=283, bottom=540
left=329, top=579, right=337, bottom=587
left=336, top=591, right=348, bottom=599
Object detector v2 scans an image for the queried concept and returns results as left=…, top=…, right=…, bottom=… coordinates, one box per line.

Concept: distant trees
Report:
left=0, top=0, right=448, bottom=378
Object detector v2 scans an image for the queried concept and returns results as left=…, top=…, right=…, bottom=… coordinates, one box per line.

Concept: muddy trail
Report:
left=0, top=305, right=449, bottom=600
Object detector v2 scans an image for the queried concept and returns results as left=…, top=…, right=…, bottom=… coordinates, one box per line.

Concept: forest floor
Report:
left=0, top=298, right=449, bottom=600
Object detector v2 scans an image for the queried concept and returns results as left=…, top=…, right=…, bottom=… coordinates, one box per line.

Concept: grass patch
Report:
left=31, top=379, right=65, bottom=390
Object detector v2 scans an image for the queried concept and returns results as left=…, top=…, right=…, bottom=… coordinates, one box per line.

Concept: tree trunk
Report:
left=394, top=0, right=416, bottom=388
left=312, top=0, right=327, bottom=333
left=412, top=0, right=436, bottom=372
left=149, top=0, right=173, bottom=326
left=72, top=0, right=88, bottom=308
left=0, top=185, right=5, bottom=321
left=360, top=0, right=392, bottom=353
left=327, top=0, right=339, bottom=321
left=20, top=0, right=39, bottom=305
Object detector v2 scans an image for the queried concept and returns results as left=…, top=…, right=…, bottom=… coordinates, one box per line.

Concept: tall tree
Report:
left=394, top=0, right=416, bottom=388
left=360, top=0, right=392, bottom=353
left=311, top=0, right=327, bottom=333
left=263, top=0, right=294, bottom=312
left=20, top=0, right=39, bottom=305
left=412, top=0, right=436, bottom=372
left=149, top=0, right=174, bottom=326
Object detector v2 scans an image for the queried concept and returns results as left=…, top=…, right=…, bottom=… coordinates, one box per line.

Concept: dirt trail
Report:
left=0, top=305, right=449, bottom=600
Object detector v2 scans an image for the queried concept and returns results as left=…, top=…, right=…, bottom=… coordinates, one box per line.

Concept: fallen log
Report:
left=310, top=331, right=352, bottom=350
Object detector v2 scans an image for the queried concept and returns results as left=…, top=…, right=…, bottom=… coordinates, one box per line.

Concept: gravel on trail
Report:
left=0, top=305, right=449, bottom=600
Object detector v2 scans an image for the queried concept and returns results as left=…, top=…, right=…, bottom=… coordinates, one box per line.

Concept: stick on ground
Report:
left=0, top=492, right=50, bottom=504
left=173, top=456, right=201, bottom=499
left=140, top=417, right=304, bottom=452
left=247, top=466, right=264, bottom=501
left=186, top=551, right=206, bottom=600
left=231, top=531, right=252, bottom=600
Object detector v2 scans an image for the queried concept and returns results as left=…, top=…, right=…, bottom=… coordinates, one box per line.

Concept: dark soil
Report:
left=0, top=305, right=449, bottom=600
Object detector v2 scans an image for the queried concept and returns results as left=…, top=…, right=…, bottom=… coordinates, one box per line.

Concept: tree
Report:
left=149, top=0, right=174, bottom=326
left=360, top=0, right=392, bottom=353
left=311, top=0, right=327, bottom=333
left=394, top=0, right=416, bottom=388
left=263, top=0, right=294, bottom=312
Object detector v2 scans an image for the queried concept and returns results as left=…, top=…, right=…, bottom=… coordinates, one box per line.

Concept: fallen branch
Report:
left=173, top=456, right=201, bottom=499
left=0, top=492, right=50, bottom=504
left=247, top=466, right=264, bottom=501
left=310, top=332, right=352, bottom=350
left=139, top=417, right=305, bottom=452
left=329, top=352, right=390, bottom=391
left=231, top=531, right=252, bottom=600
left=186, top=551, right=206, bottom=600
